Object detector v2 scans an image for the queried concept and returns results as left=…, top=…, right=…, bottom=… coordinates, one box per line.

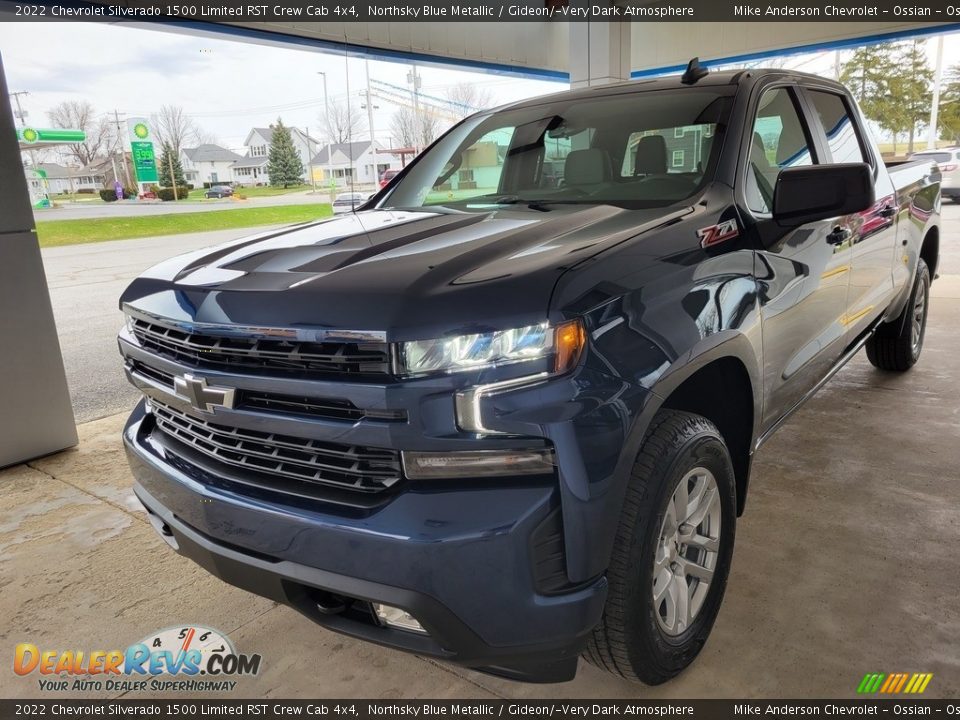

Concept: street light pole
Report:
left=364, top=60, right=379, bottom=190
left=318, top=71, right=333, bottom=197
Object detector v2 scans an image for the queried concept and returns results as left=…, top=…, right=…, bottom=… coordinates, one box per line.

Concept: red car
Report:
left=379, top=169, right=399, bottom=189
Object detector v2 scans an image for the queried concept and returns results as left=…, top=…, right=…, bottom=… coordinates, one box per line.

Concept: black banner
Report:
left=1, top=0, right=959, bottom=23
left=2, top=700, right=960, bottom=719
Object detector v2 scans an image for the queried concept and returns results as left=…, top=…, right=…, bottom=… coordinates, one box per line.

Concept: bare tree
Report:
left=319, top=100, right=366, bottom=145
left=445, top=83, right=495, bottom=119
left=155, top=104, right=207, bottom=156
left=390, top=106, right=442, bottom=148
left=46, top=100, right=110, bottom=165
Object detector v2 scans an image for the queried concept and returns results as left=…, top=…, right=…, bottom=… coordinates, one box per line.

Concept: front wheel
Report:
left=866, top=258, right=930, bottom=372
left=584, top=410, right=737, bottom=684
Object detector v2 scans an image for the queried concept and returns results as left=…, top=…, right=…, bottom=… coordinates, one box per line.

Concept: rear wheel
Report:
left=584, top=410, right=737, bottom=684
left=866, top=259, right=930, bottom=372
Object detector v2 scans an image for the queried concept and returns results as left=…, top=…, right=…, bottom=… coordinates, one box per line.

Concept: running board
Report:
left=756, top=320, right=881, bottom=449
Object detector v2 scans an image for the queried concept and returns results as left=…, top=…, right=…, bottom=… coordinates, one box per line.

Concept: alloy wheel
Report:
left=652, top=467, right=722, bottom=637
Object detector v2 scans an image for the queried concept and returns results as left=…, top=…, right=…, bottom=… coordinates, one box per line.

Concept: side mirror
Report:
left=772, top=163, right=874, bottom=227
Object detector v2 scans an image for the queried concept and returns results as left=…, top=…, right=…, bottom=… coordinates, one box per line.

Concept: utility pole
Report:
left=9, top=90, right=29, bottom=126
left=928, top=35, right=945, bottom=151
left=407, top=65, right=422, bottom=152
left=10, top=91, right=39, bottom=173
left=167, top=148, right=179, bottom=201
left=317, top=71, right=334, bottom=197
left=362, top=61, right=379, bottom=189
left=112, top=109, right=133, bottom=189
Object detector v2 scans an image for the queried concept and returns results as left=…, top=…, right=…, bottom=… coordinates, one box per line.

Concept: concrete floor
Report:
left=3, top=228, right=959, bottom=699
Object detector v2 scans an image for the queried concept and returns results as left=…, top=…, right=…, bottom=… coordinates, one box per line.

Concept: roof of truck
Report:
left=494, top=68, right=845, bottom=113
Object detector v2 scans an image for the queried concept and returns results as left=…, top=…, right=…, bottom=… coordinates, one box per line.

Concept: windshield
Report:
left=380, top=88, right=733, bottom=212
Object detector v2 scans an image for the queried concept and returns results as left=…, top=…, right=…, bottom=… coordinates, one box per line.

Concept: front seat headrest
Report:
left=635, top=135, right=667, bottom=175
left=564, top=148, right=612, bottom=185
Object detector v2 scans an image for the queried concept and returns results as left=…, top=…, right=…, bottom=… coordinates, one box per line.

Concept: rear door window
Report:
left=806, top=90, right=869, bottom=165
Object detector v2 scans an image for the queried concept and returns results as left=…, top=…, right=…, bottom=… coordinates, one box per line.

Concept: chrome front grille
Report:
left=127, top=360, right=390, bottom=423
left=131, top=317, right=391, bottom=377
left=150, top=400, right=402, bottom=493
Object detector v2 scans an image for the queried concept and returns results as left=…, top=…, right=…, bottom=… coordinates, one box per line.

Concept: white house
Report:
left=181, top=144, right=244, bottom=187
left=310, top=141, right=401, bottom=188
left=232, top=126, right=320, bottom=186
left=29, top=162, right=105, bottom=195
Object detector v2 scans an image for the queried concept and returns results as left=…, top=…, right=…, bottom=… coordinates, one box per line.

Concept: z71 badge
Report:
left=697, top=219, right=739, bottom=248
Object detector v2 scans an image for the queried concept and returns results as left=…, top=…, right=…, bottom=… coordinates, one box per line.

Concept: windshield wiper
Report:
left=488, top=195, right=591, bottom=212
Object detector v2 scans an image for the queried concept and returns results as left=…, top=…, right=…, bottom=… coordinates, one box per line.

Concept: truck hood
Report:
left=121, top=205, right=687, bottom=341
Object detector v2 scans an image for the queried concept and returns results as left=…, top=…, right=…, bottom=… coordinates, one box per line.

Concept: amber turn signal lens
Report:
left=554, top=319, right=586, bottom=374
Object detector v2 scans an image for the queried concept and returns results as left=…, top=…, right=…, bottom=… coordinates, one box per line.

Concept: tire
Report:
left=865, top=259, right=930, bottom=372
left=584, top=409, right=737, bottom=684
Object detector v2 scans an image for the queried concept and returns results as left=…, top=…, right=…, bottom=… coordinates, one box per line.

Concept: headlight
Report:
left=397, top=320, right=585, bottom=378
left=123, top=314, right=136, bottom=334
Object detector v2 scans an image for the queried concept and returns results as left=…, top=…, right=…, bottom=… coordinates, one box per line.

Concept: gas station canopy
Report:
left=17, top=126, right=85, bottom=150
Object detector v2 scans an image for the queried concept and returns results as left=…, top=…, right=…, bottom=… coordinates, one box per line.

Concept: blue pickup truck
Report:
left=119, top=65, right=940, bottom=684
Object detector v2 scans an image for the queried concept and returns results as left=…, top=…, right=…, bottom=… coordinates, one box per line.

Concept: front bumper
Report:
left=124, top=403, right=607, bottom=682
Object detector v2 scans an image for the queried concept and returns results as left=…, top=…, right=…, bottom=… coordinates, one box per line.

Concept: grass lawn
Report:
left=36, top=204, right=332, bottom=248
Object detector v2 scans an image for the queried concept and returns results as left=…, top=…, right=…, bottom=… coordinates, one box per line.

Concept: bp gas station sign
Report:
left=126, top=117, right=158, bottom=184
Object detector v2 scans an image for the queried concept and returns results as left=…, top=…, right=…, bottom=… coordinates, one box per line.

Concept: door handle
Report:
left=826, top=226, right=852, bottom=245
left=878, top=204, right=897, bottom=218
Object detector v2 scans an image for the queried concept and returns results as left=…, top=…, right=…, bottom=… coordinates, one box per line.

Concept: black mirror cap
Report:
left=772, top=163, right=875, bottom=227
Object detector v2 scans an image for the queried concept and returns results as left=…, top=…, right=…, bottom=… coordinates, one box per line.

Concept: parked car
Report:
left=331, top=191, right=370, bottom=214
left=379, top=169, right=399, bottom=189
left=909, top=147, right=960, bottom=201
left=118, top=66, right=940, bottom=685
left=204, top=185, right=233, bottom=199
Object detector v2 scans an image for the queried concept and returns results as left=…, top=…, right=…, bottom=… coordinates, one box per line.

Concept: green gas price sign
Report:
left=131, top=141, right=158, bottom=183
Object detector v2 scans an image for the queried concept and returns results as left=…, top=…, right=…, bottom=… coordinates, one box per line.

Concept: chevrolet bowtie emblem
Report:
left=173, top=374, right=236, bottom=414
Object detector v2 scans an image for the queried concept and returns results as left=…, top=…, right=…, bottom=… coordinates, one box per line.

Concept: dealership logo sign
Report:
left=13, top=625, right=261, bottom=693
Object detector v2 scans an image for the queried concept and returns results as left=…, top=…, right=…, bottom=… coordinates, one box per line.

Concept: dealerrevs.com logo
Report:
left=13, top=625, right=262, bottom=693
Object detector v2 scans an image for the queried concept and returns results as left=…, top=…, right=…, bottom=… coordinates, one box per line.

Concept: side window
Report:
left=807, top=90, right=869, bottom=165
left=746, top=87, right=815, bottom=214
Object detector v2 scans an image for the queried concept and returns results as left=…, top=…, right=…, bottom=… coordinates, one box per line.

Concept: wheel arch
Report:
left=921, top=225, right=939, bottom=280
left=658, top=356, right=756, bottom=517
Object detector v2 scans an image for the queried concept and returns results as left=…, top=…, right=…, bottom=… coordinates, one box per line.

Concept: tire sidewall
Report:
left=626, top=429, right=737, bottom=675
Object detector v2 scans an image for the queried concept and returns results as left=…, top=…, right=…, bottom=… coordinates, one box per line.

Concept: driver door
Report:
left=747, top=85, right=854, bottom=432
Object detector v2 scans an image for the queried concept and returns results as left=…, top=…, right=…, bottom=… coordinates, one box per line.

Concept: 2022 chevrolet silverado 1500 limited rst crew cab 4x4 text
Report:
left=118, top=65, right=940, bottom=684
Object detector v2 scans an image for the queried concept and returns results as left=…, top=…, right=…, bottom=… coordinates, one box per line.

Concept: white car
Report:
left=909, top=148, right=960, bottom=202
left=331, top=192, right=372, bottom=214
